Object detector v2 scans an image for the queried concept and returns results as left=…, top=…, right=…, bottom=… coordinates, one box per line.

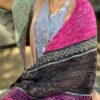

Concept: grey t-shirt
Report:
left=34, top=0, right=70, bottom=58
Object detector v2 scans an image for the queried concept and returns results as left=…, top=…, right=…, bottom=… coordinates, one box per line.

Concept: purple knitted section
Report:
left=1, top=88, right=34, bottom=100
left=1, top=88, right=92, bottom=100
left=46, top=0, right=97, bottom=52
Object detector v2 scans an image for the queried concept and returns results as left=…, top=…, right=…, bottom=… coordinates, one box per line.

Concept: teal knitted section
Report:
left=12, top=0, right=34, bottom=48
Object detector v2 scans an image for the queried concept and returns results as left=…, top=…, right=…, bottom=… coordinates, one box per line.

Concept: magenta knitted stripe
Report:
left=46, top=0, right=97, bottom=52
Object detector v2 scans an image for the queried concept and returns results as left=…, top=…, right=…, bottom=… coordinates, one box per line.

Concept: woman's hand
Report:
left=0, top=0, right=14, bottom=11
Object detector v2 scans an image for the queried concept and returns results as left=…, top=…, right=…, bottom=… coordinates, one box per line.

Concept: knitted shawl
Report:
left=11, top=0, right=97, bottom=99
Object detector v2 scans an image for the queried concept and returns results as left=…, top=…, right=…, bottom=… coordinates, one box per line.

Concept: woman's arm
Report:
left=0, top=0, right=14, bottom=11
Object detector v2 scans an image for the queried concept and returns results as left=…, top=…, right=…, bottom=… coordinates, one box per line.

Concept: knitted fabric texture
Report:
left=1, top=88, right=92, bottom=100
left=2, top=0, right=97, bottom=99
left=12, top=0, right=34, bottom=48
left=46, top=0, right=96, bottom=52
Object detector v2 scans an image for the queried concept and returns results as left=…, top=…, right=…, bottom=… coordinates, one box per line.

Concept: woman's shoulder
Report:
left=33, top=0, right=44, bottom=13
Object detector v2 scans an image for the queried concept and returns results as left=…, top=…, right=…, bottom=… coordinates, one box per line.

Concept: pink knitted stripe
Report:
left=46, top=0, right=97, bottom=52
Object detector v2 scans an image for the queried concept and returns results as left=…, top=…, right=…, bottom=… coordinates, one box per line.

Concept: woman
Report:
left=0, top=0, right=98, bottom=100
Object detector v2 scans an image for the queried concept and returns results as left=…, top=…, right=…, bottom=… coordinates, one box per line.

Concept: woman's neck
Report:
left=49, top=0, right=66, bottom=14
